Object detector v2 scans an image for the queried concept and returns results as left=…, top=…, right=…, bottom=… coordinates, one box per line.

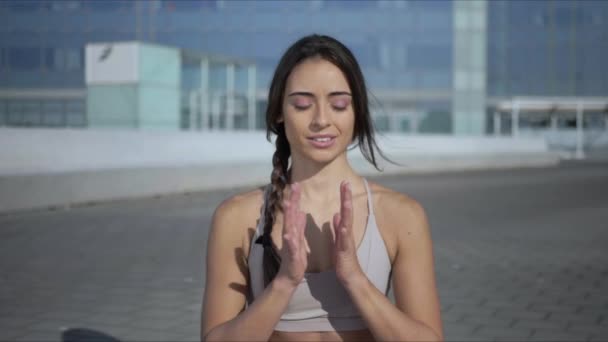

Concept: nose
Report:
left=311, top=104, right=330, bottom=130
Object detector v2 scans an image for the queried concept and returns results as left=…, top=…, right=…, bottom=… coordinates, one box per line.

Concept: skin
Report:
left=201, top=57, right=443, bottom=341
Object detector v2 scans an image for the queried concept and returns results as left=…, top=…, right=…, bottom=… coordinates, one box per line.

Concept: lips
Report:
left=307, top=135, right=336, bottom=149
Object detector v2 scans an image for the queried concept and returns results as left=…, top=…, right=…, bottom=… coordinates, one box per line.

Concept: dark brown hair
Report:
left=256, top=34, right=389, bottom=286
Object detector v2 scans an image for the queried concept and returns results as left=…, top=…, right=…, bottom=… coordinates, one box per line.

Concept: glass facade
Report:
left=0, top=0, right=606, bottom=133
left=487, top=0, right=608, bottom=97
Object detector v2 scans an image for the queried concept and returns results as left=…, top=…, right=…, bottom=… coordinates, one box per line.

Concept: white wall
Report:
left=0, top=128, right=559, bottom=213
left=0, top=128, right=553, bottom=175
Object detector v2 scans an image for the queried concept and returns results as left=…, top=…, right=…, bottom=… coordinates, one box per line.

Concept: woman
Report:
left=201, top=34, right=443, bottom=341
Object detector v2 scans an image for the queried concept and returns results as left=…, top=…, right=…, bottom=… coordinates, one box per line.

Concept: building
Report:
left=0, top=0, right=606, bottom=134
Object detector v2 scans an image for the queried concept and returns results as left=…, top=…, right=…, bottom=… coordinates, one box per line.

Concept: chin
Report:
left=301, top=148, right=345, bottom=165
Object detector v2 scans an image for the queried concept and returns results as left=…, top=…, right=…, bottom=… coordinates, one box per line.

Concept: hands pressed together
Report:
left=275, top=181, right=364, bottom=289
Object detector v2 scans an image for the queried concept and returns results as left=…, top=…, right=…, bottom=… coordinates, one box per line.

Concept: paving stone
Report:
left=511, top=318, right=569, bottom=331
left=124, top=316, right=184, bottom=332
left=13, top=330, right=62, bottom=342
left=0, top=316, right=40, bottom=329
left=529, top=328, right=591, bottom=341
left=548, top=312, right=604, bottom=325
left=567, top=324, right=608, bottom=336
left=493, top=309, right=549, bottom=321
left=0, top=329, right=25, bottom=340
left=121, top=329, right=188, bottom=341
left=474, top=326, right=533, bottom=339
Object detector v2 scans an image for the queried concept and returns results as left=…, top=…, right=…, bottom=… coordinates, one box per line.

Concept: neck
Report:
left=289, top=152, right=360, bottom=203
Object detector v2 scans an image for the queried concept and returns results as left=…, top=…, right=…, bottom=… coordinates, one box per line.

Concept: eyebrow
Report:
left=287, top=91, right=352, bottom=98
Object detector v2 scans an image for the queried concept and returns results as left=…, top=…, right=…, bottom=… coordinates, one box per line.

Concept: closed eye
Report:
left=331, top=99, right=350, bottom=111
left=294, top=104, right=312, bottom=110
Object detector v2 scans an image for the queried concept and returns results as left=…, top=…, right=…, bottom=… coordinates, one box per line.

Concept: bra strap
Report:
left=362, top=178, right=375, bottom=217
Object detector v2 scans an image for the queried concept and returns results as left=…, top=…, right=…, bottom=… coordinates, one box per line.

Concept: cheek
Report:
left=282, top=113, right=303, bottom=145
left=337, top=110, right=355, bottom=132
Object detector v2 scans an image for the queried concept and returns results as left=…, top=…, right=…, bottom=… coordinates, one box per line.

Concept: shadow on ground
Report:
left=62, top=328, right=121, bottom=342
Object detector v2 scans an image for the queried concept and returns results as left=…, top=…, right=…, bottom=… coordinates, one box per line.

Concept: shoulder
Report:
left=369, top=181, right=427, bottom=224
left=210, top=186, right=267, bottom=247
left=213, top=186, right=266, bottom=222
left=368, top=181, right=431, bottom=255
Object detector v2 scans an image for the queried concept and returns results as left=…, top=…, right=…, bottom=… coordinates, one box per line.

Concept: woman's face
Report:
left=280, top=57, right=355, bottom=165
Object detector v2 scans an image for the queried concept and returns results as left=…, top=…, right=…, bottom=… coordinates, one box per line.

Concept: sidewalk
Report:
left=1, top=162, right=607, bottom=341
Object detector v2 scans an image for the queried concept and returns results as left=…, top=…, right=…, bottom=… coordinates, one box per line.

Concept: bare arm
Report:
left=201, top=184, right=309, bottom=341
left=334, top=184, right=443, bottom=341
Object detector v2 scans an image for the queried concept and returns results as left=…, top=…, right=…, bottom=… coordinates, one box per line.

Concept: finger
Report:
left=282, top=199, right=293, bottom=236
left=284, top=233, right=298, bottom=257
left=333, top=212, right=341, bottom=232
left=340, top=181, right=353, bottom=230
left=333, top=213, right=343, bottom=250
left=304, top=235, right=311, bottom=254
left=297, top=210, right=306, bottom=238
left=289, top=183, right=300, bottom=234
left=298, top=210, right=310, bottom=254
left=290, top=182, right=301, bottom=211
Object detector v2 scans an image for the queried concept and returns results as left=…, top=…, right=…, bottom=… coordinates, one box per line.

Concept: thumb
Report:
left=333, top=213, right=346, bottom=251
left=333, top=213, right=341, bottom=234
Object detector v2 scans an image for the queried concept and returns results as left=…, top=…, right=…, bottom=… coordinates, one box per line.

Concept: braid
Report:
left=256, top=127, right=291, bottom=287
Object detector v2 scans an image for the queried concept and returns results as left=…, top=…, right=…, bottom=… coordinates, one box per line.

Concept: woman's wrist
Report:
left=271, top=275, right=299, bottom=296
left=339, top=269, right=368, bottom=293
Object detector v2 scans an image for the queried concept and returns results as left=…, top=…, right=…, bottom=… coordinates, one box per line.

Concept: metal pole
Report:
left=247, top=65, right=256, bottom=131
left=410, top=111, right=419, bottom=134
left=226, top=63, right=235, bottom=130
left=550, top=113, right=558, bottom=132
left=512, top=101, right=520, bottom=138
left=575, top=101, right=584, bottom=159
left=200, top=58, right=209, bottom=131
left=388, top=105, right=398, bottom=133
left=212, top=91, right=221, bottom=131
left=188, top=91, right=197, bottom=131
left=493, top=111, right=501, bottom=136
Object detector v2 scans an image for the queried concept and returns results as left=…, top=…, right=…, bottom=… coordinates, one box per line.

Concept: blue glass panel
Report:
left=6, top=0, right=44, bottom=11
left=84, top=0, right=133, bottom=11
left=348, top=42, right=379, bottom=69
left=8, top=47, right=40, bottom=70
left=407, top=0, right=451, bottom=12
left=324, top=0, right=378, bottom=9
left=87, top=12, right=142, bottom=31
left=419, top=71, right=451, bottom=89
left=407, top=44, right=451, bottom=69
left=161, top=0, right=213, bottom=11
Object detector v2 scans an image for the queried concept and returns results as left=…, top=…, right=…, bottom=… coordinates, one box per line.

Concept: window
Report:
left=8, top=47, right=40, bottom=70
left=349, top=42, right=380, bottom=69
left=44, top=47, right=82, bottom=71
left=85, top=0, right=133, bottom=11
left=408, top=0, right=451, bottom=12
left=407, top=44, right=451, bottom=69
left=162, top=0, right=215, bottom=11
left=5, top=0, right=43, bottom=11
left=324, top=0, right=377, bottom=9
left=50, top=1, right=82, bottom=11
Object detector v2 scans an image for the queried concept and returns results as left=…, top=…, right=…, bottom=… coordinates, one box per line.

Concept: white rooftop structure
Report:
left=493, top=97, right=608, bottom=159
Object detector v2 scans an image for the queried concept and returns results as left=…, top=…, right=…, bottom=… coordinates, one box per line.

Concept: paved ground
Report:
left=1, top=161, right=607, bottom=341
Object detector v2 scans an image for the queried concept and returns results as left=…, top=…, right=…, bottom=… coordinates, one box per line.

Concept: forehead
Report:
left=285, top=57, right=351, bottom=93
